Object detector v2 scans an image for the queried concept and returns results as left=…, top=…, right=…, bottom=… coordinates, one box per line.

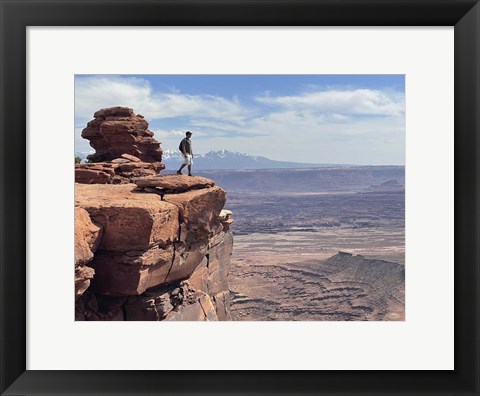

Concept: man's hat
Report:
left=186, top=131, right=192, bottom=136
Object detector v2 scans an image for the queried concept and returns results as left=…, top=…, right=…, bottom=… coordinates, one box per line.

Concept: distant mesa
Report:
left=229, top=250, right=405, bottom=321
left=381, top=179, right=401, bottom=186
left=364, top=179, right=404, bottom=193
left=81, top=106, right=163, bottom=163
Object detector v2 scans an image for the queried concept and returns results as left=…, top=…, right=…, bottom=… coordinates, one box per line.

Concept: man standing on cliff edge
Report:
left=177, top=131, right=193, bottom=176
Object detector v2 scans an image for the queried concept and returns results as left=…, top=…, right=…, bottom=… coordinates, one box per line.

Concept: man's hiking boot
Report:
left=188, top=174, right=193, bottom=177
left=176, top=171, right=182, bottom=175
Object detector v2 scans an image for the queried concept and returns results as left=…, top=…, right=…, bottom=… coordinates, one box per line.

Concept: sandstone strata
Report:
left=133, top=174, right=215, bottom=193
left=75, top=179, right=233, bottom=320
left=75, top=158, right=164, bottom=185
left=76, top=107, right=165, bottom=184
left=75, top=107, right=233, bottom=320
left=74, top=207, right=102, bottom=299
left=81, top=107, right=163, bottom=163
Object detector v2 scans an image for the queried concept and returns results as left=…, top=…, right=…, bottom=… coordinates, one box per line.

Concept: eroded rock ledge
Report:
left=75, top=154, right=165, bottom=185
left=75, top=178, right=233, bottom=321
left=74, top=107, right=233, bottom=321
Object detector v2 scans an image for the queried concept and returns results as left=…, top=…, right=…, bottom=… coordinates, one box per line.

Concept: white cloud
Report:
left=153, top=128, right=207, bottom=139
left=75, top=76, right=248, bottom=121
left=256, top=89, right=405, bottom=117
left=172, top=97, right=402, bottom=164
left=187, top=119, right=246, bottom=133
left=74, top=76, right=405, bottom=165
left=75, top=76, right=152, bottom=119
left=181, top=103, right=405, bottom=164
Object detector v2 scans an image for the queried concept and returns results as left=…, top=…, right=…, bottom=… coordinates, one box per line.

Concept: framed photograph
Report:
left=1, top=0, right=478, bottom=395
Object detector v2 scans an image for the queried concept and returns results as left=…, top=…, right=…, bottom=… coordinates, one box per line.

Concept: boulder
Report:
left=218, top=209, right=233, bottom=220
left=121, top=153, right=141, bottom=162
left=75, top=161, right=164, bottom=185
left=75, top=183, right=179, bottom=252
left=94, top=106, right=135, bottom=118
left=134, top=175, right=215, bottom=192
left=75, top=163, right=117, bottom=184
left=116, top=161, right=162, bottom=173
left=81, top=107, right=163, bottom=162
left=111, top=158, right=130, bottom=164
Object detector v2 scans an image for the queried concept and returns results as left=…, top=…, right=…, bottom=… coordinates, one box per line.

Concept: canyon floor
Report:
left=224, top=189, right=405, bottom=321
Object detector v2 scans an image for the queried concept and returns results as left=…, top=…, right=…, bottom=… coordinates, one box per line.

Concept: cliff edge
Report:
left=74, top=107, right=233, bottom=320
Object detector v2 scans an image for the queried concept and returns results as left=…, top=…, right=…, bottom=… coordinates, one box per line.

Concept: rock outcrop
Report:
left=75, top=107, right=233, bottom=320
left=76, top=107, right=165, bottom=184
left=75, top=154, right=164, bottom=185
left=74, top=207, right=102, bottom=299
left=81, top=107, right=163, bottom=163
left=75, top=177, right=233, bottom=321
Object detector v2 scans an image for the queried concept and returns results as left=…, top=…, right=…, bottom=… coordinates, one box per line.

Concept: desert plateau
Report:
left=196, top=168, right=405, bottom=321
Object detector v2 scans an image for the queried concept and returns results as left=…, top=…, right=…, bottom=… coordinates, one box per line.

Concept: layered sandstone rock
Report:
left=75, top=177, right=233, bottom=321
left=74, top=207, right=102, bottom=299
left=166, top=291, right=218, bottom=321
left=75, top=163, right=116, bottom=184
left=81, top=107, right=163, bottom=163
left=133, top=175, right=215, bottom=192
left=76, top=183, right=179, bottom=253
left=123, top=281, right=217, bottom=321
left=75, top=159, right=164, bottom=185
left=76, top=107, right=164, bottom=184
left=75, top=107, right=233, bottom=320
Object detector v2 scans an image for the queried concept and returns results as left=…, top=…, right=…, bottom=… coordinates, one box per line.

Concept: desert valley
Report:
left=196, top=168, right=405, bottom=321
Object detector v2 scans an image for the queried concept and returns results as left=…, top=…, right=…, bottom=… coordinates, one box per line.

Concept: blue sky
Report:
left=75, top=75, right=405, bottom=165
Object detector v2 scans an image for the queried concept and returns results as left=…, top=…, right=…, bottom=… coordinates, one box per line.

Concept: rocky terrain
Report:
left=230, top=252, right=404, bottom=321
left=223, top=174, right=405, bottom=321
left=74, top=107, right=233, bottom=321
left=226, top=190, right=404, bottom=237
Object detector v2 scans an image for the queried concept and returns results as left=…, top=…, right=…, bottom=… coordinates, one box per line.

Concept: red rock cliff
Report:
left=74, top=108, right=233, bottom=321
left=81, top=107, right=163, bottom=163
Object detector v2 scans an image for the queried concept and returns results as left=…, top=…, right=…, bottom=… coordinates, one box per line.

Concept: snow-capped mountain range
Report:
left=75, top=149, right=341, bottom=170
left=161, top=149, right=333, bottom=170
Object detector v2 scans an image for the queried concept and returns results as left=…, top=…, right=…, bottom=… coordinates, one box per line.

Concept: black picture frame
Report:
left=1, top=1, right=479, bottom=395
